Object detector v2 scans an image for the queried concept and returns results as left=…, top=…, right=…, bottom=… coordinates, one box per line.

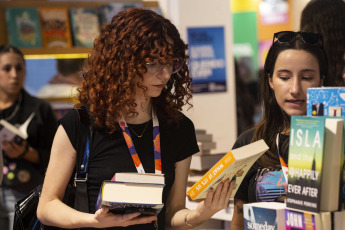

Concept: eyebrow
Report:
left=276, top=69, right=317, bottom=73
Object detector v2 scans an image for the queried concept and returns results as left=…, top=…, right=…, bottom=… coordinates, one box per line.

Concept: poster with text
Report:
left=187, top=27, right=227, bottom=94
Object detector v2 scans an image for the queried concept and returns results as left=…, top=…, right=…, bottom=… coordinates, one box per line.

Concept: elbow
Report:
left=37, top=201, right=48, bottom=225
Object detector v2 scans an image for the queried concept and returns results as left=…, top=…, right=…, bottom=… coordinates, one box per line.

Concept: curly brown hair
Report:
left=76, top=8, right=192, bottom=133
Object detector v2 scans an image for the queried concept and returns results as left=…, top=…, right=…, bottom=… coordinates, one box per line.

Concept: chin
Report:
left=286, top=110, right=306, bottom=116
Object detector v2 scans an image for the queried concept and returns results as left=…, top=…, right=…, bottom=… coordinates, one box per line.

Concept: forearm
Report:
left=37, top=199, right=96, bottom=228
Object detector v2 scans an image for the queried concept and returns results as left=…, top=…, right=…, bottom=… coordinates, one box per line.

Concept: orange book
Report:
left=187, top=139, right=269, bottom=200
left=38, top=7, right=73, bottom=48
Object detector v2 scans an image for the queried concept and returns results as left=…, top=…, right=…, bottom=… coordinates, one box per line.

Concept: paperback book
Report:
left=69, top=8, right=100, bottom=47
left=187, top=139, right=269, bottom=200
left=38, top=7, right=73, bottom=48
left=99, top=2, right=143, bottom=25
left=286, top=116, right=343, bottom=212
left=243, top=202, right=286, bottom=230
left=0, top=113, right=35, bottom=144
left=5, top=8, right=42, bottom=48
left=307, top=87, right=345, bottom=116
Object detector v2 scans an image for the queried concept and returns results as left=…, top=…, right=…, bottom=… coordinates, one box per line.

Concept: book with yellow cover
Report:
left=38, top=7, right=73, bottom=48
left=187, top=139, right=269, bottom=200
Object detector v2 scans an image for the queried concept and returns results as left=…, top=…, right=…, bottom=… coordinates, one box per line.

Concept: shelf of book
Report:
left=0, top=0, right=159, bottom=53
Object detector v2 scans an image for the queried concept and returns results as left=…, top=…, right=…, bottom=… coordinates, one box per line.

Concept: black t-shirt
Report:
left=59, top=110, right=199, bottom=230
left=232, top=128, right=289, bottom=202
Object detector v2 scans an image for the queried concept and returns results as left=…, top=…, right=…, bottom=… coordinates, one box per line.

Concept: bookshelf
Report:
left=0, top=0, right=158, bottom=55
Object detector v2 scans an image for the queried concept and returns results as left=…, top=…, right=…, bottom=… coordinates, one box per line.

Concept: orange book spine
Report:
left=187, top=151, right=235, bottom=200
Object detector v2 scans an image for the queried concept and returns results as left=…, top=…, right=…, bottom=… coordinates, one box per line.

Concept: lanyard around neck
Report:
left=276, top=133, right=288, bottom=182
left=119, top=111, right=162, bottom=174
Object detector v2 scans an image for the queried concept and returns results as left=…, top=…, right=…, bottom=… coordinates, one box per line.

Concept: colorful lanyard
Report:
left=118, top=111, right=162, bottom=174
left=276, top=133, right=288, bottom=183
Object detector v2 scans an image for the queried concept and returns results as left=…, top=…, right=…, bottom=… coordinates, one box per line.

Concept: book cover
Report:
left=243, top=202, right=286, bottom=230
left=99, top=2, right=143, bottom=25
left=38, top=7, right=73, bottom=48
left=307, top=87, right=345, bottom=116
left=69, top=8, right=100, bottom=47
left=187, top=139, right=269, bottom=200
left=287, top=116, right=343, bottom=212
left=95, top=180, right=164, bottom=216
left=5, top=8, right=42, bottom=48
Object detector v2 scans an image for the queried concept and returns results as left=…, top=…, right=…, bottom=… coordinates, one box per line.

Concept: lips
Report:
left=153, top=84, right=165, bottom=89
left=286, top=99, right=305, bottom=104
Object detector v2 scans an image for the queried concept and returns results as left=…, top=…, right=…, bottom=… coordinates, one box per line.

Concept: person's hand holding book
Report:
left=93, top=207, right=157, bottom=228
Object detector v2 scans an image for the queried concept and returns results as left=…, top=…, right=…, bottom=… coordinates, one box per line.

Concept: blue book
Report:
left=244, top=202, right=286, bottom=229
left=307, top=87, right=345, bottom=116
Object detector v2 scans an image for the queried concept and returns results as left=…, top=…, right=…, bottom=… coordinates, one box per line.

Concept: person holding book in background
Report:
left=300, top=0, right=345, bottom=86
left=37, top=8, right=235, bottom=230
left=230, top=31, right=327, bottom=230
left=0, top=44, right=57, bottom=230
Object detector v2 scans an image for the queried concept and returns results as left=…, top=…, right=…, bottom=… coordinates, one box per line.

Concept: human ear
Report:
left=319, top=75, right=324, bottom=86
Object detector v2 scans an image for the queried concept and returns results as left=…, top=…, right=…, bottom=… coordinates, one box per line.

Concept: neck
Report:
left=125, top=98, right=152, bottom=124
left=0, top=91, right=20, bottom=110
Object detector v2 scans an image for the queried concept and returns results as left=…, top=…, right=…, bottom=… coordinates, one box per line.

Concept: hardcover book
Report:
left=5, top=8, right=42, bottom=48
left=69, top=8, right=100, bottom=47
left=38, top=7, right=73, bottom=48
left=286, top=116, right=343, bottom=212
left=307, top=87, right=345, bottom=116
left=95, top=180, right=164, bottom=216
left=187, top=139, right=269, bottom=200
left=111, top=172, right=164, bottom=185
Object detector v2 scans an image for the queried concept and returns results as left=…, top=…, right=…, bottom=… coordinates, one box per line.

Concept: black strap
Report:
left=73, top=107, right=92, bottom=213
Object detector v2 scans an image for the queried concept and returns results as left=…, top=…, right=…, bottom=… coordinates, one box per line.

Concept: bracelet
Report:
left=184, top=212, right=193, bottom=227
left=18, top=142, right=29, bottom=159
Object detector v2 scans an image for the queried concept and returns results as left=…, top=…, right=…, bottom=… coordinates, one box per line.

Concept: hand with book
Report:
left=93, top=208, right=157, bottom=228
left=194, top=178, right=235, bottom=218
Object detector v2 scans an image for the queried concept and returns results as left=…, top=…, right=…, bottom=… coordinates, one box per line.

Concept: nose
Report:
left=289, top=77, right=301, bottom=94
left=9, top=67, right=18, bottom=78
left=157, top=65, right=172, bottom=81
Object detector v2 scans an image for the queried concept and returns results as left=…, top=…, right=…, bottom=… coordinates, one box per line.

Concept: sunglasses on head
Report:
left=273, top=31, right=323, bottom=47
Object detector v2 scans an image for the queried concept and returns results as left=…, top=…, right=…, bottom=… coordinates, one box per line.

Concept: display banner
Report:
left=187, top=26, right=227, bottom=93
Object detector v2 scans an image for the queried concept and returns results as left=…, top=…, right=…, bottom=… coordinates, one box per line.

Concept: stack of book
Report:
left=96, top=173, right=165, bottom=216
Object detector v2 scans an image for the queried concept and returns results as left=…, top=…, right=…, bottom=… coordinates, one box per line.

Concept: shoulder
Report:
left=232, top=128, right=255, bottom=149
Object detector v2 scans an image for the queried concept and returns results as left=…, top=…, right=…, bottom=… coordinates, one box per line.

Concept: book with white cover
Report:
left=111, top=173, right=164, bottom=185
left=95, top=180, right=164, bottom=216
left=0, top=113, right=35, bottom=144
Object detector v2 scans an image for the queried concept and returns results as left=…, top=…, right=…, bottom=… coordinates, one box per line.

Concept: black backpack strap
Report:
left=74, top=107, right=93, bottom=213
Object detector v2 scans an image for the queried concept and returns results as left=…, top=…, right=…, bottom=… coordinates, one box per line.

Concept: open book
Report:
left=0, top=113, right=35, bottom=144
left=187, top=139, right=269, bottom=200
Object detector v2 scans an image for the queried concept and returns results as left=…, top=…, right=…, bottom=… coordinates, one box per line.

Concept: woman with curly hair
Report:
left=37, top=8, right=234, bottom=230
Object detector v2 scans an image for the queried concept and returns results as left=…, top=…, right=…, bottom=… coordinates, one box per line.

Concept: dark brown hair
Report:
left=253, top=33, right=327, bottom=167
left=77, top=8, right=192, bottom=133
